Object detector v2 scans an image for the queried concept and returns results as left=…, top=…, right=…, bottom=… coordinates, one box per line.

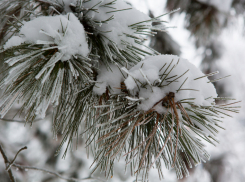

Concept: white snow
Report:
left=93, top=54, right=218, bottom=113
left=129, top=0, right=166, bottom=16
left=93, top=64, right=126, bottom=95
left=83, top=0, right=151, bottom=49
left=123, top=55, right=218, bottom=113
left=4, top=36, right=23, bottom=48
left=4, top=13, right=89, bottom=61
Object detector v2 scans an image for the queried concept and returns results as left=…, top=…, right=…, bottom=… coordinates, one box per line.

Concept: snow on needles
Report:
left=93, top=55, right=217, bottom=113
left=83, top=0, right=151, bottom=49
left=4, top=13, right=89, bottom=61
left=4, top=0, right=152, bottom=59
left=123, top=55, right=218, bottom=113
left=93, top=64, right=126, bottom=95
left=94, top=55, right=217, bottom=113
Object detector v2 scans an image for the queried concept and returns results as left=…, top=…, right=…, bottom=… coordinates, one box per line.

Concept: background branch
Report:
left=6, top=146, right=27, bottom=171
left=0, top=112, right=52, bottom=123
left=0, top=144, right=16, bottom=182
left=12, top=163, right=106, bottom=182
left=0, top=144, right=105, bottom=182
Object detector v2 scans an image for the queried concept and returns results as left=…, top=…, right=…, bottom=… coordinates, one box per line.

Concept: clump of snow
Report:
left=123, top=55, right=218, bottom=113
left=93, top=64, right=126, bottom=95
left=83, top=0, right=151, bottom=49
left=4, top=36, right=23, bottom=48
left=4, top=13, right=89, bottom=61
left=197, top=0, right=232, bottom=12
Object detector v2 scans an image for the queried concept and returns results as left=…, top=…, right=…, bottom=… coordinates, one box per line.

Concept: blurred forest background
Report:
left=1, top=0, right=245, bottom=181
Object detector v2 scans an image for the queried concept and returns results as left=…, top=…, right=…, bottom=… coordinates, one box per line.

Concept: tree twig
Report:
left=6, top=146, right=27, bottom=171
left=0, top=112, right=52, bottom=123
left=0, top=143, right=16, bottom=182
left=0, top=118, right=26, bottom=123
left=0, top=144, right=105, bottom=182
left=12, top=163, right=105, bottom=182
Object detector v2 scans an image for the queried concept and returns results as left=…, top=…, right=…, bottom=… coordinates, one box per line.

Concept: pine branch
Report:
left=84, top=55, right=240, bottom=180
left=0, top=1, right=240, bottom=182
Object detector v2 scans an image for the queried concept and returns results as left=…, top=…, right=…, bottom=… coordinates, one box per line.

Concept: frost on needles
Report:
left=0, top=0, right=240, bottom=181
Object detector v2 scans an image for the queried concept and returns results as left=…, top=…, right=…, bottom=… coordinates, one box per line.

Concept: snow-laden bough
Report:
left=0, top=0, right=159, bottom=121
left=92, top=54, right=239, bottom=180
left=0, top=0, right=240, bottom=181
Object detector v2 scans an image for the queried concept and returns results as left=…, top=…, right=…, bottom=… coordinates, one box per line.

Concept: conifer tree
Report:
left=0, top=0, right=239, bottom=181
